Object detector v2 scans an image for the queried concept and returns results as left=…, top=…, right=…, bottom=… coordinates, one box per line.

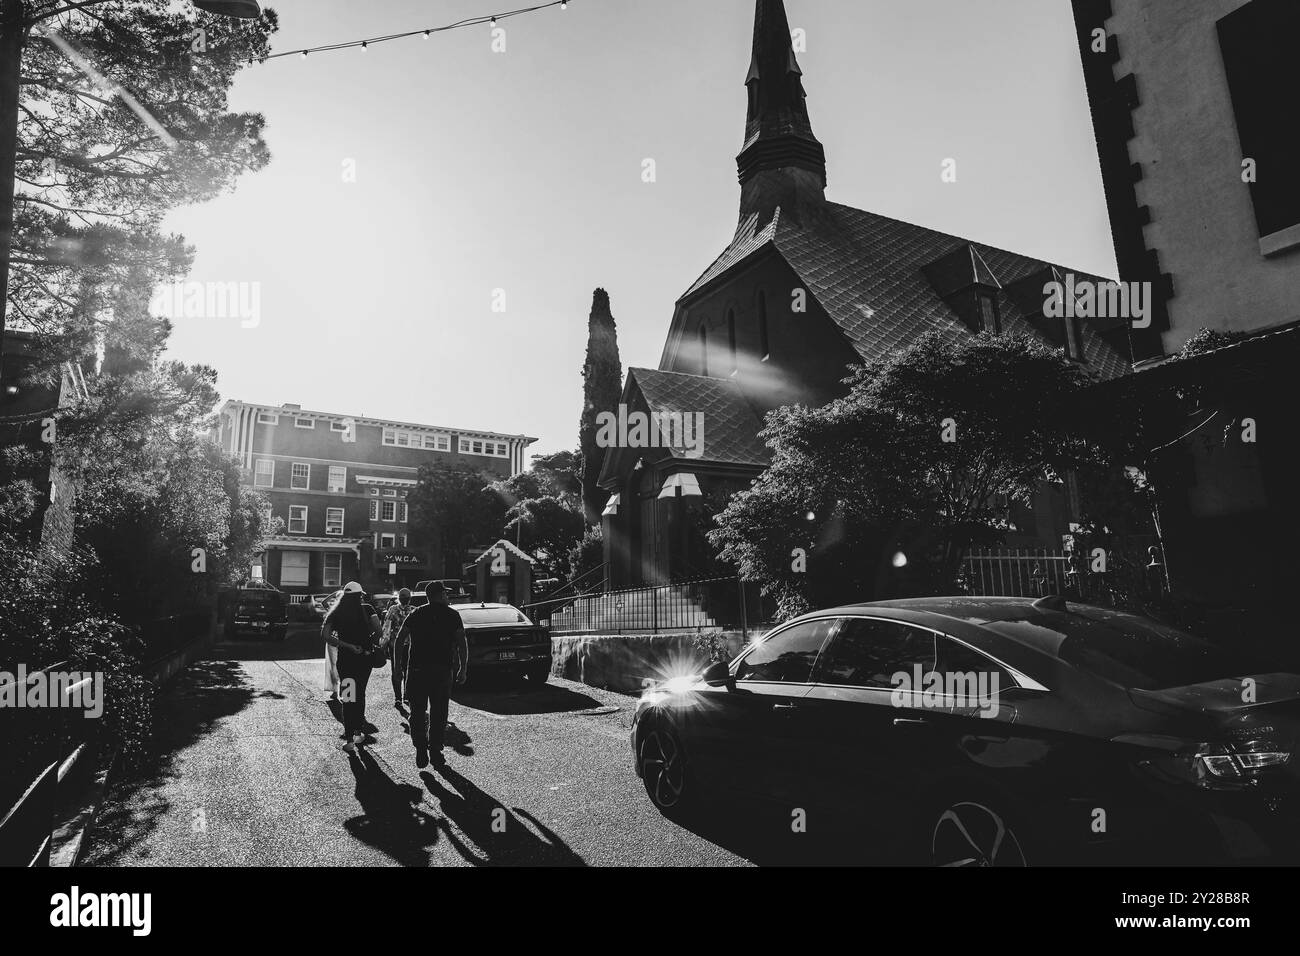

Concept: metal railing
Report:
left=522, top=575, right=769, bottom=638
left=958, top=548, right=1073, bottom=598
left=0, top=660, right=98, bottom=867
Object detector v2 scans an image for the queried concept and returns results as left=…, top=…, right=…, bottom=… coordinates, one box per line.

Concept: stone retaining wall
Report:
left=550, top=630, right=759, bottom=695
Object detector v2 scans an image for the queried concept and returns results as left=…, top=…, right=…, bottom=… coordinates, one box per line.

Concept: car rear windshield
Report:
left=458, top=607, right=529, bottom=625
left=985, top=608, right=1269, bottom=690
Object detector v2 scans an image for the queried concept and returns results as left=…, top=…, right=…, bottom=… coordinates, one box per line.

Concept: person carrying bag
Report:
left=322, top=582, right=384, bottom=753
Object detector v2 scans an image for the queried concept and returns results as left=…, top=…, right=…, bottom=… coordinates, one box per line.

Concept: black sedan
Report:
left=458, top=603, right=552, bottom=687
left=631, top=596, right=1300, bottom=865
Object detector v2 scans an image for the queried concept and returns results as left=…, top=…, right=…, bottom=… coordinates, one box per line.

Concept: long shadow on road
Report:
left=84, top=658, right=264, bottom=865
left=677, top=799, right=906, bottom=866
left=420, top=764, right=585, bottom=867
left=451, top=679, right=606, bottom=716
left=343, top=749, right=443, bottom=867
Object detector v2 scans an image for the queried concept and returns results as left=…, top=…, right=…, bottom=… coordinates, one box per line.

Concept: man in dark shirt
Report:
left=398, top=582, right=467, bottom=768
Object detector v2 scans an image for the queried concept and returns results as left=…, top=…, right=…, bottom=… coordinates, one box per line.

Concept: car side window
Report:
left=734, top=618, right=839, bottom=684
left=811, top=618, right=936, bottom=689
left=935, top=636, right=1016, bottom=689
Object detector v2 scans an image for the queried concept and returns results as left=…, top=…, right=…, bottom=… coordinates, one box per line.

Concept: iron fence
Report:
left=523, top=575, right=770, bottom=638
left=958, top=548, right=1074, bottom=598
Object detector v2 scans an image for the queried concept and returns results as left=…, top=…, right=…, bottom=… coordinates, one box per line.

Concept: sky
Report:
left=160, top=0, right=1118, bottom=459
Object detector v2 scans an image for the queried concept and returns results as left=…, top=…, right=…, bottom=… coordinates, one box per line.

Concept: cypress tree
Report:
left=578, top=288, right=623, bottom=525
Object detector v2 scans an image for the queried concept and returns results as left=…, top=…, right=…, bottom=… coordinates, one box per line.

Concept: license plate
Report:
left=254, top=622, right=268, bottom=628
left=498, top=651, right=517, bottom=660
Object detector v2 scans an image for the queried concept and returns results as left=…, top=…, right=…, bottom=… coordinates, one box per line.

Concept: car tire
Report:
left=637, top=722, right=691, bottom=816
left=922, top=793, right=1032, bottom=867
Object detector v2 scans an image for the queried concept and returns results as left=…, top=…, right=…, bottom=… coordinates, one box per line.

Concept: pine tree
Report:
left=578, top=288, right=622, bottom=524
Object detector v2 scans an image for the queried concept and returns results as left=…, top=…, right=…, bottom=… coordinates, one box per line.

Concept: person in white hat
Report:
left=322, top=581, right=383, bottom=753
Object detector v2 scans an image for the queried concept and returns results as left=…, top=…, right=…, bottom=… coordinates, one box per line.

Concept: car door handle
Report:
left=892, top=717, right=930, bottom=727
left=772, top=702, right=799, bottom=712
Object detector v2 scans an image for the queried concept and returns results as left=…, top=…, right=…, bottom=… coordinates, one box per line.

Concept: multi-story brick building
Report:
left=217, top=400, right=536, bottom=595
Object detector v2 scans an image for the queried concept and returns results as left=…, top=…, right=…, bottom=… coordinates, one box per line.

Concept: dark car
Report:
left=630, top=596, right=1300, bottom=865
left=457, top=603, right=551, bottom=687
left=226, top=588, right=289, bottom=641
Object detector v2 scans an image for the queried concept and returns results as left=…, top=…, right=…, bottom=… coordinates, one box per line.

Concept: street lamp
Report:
left=0, top=0, right=264, bottom=386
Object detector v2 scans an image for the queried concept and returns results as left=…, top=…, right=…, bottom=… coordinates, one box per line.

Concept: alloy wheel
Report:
left=639, top=728, right=685, bottom=809
left=931, top=801, right=1027, bottom=867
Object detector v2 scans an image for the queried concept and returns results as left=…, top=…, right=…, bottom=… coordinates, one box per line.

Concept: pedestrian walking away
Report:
left=384, top=588, right=416, bottom=707
left=322, top=581, right=384, bottom=754
left=398, top=581, right=467, bottom=768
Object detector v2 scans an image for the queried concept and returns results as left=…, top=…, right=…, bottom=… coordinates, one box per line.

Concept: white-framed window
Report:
left=323, top=553, right=342, bottom=588
left=291, top=462, right=310, bottom=490
left=325, top=507, right=345, bottom=536
left=381, top=500, right=396, bottom=522
left=281, top=550, right=309, bottom=587
left=372, top=532, right=379, bottom=548
left=369, top=500, right=379, bottom=521
left=459, top=437, right=509, bottom=457
left=288, top=505, right=308, bottom=534
left=396, top=431, right=410, bottom=447
left=256, top=412, right=278, bottom=425
left=330, top=421, right=348, bottom=433
left=382, top=427, right=396, bottom=446
left=398, top=534, right=408, bottom=547
left=422, top=433, right=451, bottom=451
left=254, top=459, right=274, bottom=488
left=398, top=502, right=408, bottom=523
left=328, top=465, right=347, bottom=493
left=382, top=489, right=397, bottom=498
left=294, top=417, right=314, bottom=429
left=369, top=488, right=379, bottom=496
left=380, top=533, right=396, bottom=548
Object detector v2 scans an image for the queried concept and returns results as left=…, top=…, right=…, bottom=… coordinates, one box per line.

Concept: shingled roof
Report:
left=629, top=368, right=770, bottom=467
left=674, top=201, right=1131, bottom=380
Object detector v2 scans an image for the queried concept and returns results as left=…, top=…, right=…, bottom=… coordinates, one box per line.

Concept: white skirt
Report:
left=323, top=642, right=340, bottom=696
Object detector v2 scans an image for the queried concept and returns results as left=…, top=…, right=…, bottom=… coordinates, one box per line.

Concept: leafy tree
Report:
left=7, top=1, right=277, bottom=373
left=502, top=494, right=585, bottom=575
left=709, top=332, right=1128, bottom=611
left=410, top=464, right=507, bottom=579
left=577, top=288, right=622, bottom=524
left=565, top=525, right=604, bottom=587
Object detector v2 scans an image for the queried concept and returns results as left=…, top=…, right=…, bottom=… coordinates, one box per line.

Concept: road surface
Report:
left=82, top=624, right=752, bottom=867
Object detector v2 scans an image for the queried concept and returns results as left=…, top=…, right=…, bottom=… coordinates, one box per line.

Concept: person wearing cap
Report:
left=383, top=587, right=416, bottom=707
left=397, top=581, right=467, bottom=768
left=322, top=581, right=383, bottom=753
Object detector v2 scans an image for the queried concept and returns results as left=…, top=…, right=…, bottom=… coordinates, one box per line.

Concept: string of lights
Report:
left=256, top=0, right=573, bottom=63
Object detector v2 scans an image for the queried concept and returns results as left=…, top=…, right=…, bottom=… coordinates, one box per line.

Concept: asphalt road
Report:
left=82, top=624, right=751, bottom=867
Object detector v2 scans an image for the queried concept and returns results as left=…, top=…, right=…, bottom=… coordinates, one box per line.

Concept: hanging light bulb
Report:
left=489, top=16, right=497, bottom=26
left=560, top=0, right=567, bottom=8
left=423, top=29, right=431, bottom=38
left=360, top=40, right=368, bottom=52
left=299, top=50, right=307, bottom=59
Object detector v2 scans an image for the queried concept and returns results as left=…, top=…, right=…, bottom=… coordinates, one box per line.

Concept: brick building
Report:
left=217, top=400, right=536, bottom=595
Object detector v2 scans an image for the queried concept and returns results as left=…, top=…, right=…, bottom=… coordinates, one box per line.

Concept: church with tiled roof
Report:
left=598, top=0, right=1131, bottom=588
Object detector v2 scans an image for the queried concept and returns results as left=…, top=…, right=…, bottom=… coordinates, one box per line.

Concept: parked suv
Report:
left=225, top=586, right=289, bottom=641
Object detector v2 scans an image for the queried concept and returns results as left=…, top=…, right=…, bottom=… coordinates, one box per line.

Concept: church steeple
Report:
left=736, top=0, right=827, bottom=221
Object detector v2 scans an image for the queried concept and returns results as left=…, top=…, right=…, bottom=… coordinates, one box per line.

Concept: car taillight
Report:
left=1120, top=734, right=1292, bottom=788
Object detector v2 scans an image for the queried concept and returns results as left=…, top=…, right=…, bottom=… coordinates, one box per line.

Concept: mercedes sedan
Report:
left=631, top=596, right=1300, bottom=865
